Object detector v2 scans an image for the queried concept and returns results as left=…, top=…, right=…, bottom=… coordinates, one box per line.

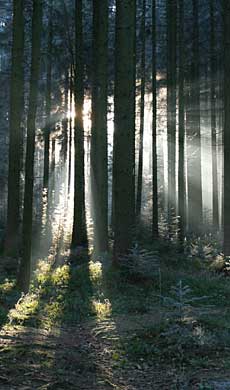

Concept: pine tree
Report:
left=71, top=0, right=88, bottom=249
left=187, top=0, right=202, bottom=232
left=91, top=0, right=109, bottom=254
left=113, top=0, right=136, bottom=259
left=43, top=0, right=53, bottom=189
left=152, top=0, right=158, bottom=239
left=4, top=0, right=24, bottom=256
left=17, top=0, right=43, bottom=292
left=178, top=0, right=185, bottom=244
left=224, top=0, right=230, bottom=255
left=136, top=0, right=146, bottom=220
left=167, top=0, right=177, bottom=225
left=210, top=0, right=218, bottom=230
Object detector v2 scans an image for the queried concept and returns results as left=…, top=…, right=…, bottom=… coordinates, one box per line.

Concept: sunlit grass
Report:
left=91, top=298, right=112, bottom=319
left=89, top=260, right=103, bottom=283
left=8, top=294, right=39, bottom=324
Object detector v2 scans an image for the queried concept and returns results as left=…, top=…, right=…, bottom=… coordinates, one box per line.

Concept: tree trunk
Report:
left=167, top=0, right=177, bottom=226
left=68, top=65, right=73, bottom=193
left=43, top=0, right=53, bottom=189
left=113, top=0, right=136, bottom=259
left=210, top=0, right=218, bottom=230
left=152, top=0, right=158, bottom=239
left=4, top=0, right=24, bottom=256
left=224, top=0, right=230, bottom=255
left=17, top=0, right=43, bottom=292
left=91, top=0, right=108, bottom=254
left=71, top=0, right=88, bottom=249
left=178, top=0, right=185, bottom=244
left=136, top=0, right=146, bottom=221
left=187, top=0, right=202, bottom=232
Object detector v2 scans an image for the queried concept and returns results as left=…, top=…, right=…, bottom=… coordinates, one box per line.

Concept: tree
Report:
left=210, top=0, right=218, bottom=230
left=91, top=0, right=109, bottom=254
left=152, top=0, right=158, bottom=239
left=167, top=0, right=177, bottom=224
left=136, top=0, right=146, bottom=220
left=187, top=0, right=202, bottom=232
left=4, top=0, right=24, bottom=256
left=113, top=0, right=136, bottom=259
left=68, top=65, right=74, bottom=193
left=43, top=0, right=53, bottom=189
left=224, top=0, right=230, bottom=255
left=17, top=0, right=43, bottom=292
left=71, top=0, right=87, bottom=249
left=178, top=0, right=185, bottom=244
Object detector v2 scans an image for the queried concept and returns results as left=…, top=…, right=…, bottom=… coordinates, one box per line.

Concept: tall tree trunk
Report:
left=91, top=0, right=108, bottom=254
left=68, top=66, right=73, bottom=193
left=43, top=0, right=53, bottom=189
left=167, top=0, right=177, bottom=226
left=178, top=0, right=185, bottom=244
left=152, top=0, right=158, bottom=239
left=17, top=0, right=43, bottom=292
left=210, top=0, right=218, bottom=230
left=4, top=0, right=24, bottom=256
left=113, top=0, right=136, bottom=259
left=71, top=0, right=87, bottom=249
left=224, top=0, right=230, bottom=255
left=136, top=0, right=146, bottom=220
left=187, top=0, right=202, bottom=232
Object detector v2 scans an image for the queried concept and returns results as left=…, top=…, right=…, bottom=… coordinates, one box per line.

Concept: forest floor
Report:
left=0, top=241, right=230, bottom=389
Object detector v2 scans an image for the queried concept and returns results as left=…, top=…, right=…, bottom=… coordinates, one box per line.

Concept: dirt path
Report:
left=0, top=317, right=229, bottom=390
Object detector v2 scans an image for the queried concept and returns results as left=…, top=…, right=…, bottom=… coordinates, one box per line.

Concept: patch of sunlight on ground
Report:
left=91, top=298, right=112, bottom=320
left=89, top=260, right=103, bottom=283
left=0, top=279, right=15, bottom=293
left=8, top=294, right=39, bottom=324
left=52, top=265, right=70, bottom=286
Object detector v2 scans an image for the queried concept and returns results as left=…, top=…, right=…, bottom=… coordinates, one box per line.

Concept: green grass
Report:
left=2, top=242, right=230, bottom=383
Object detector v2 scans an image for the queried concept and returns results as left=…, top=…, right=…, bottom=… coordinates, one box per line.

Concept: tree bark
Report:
left=224, top=0, right=230, bottom=255
left=43, top=0, right=53, bottom=189
left=4, top=0, right=24, bottom=256
left=136, top=0, right=146, bottom=221
left=178, top=0, right=185, bottom=244
left=187, top=0, right=202, bottom=232
left=210, top=0, right=218, bottom=230
left=152, top=0, right=158, bottom=239
left=113, top=0, right=136, bottom=259
left=17, top=0, right=43, bottom=292
left=167, top=0, right=177, bottom=226
left=71, top=0, right=88, bottom=249
left=91, top=0, right=108, bottom=254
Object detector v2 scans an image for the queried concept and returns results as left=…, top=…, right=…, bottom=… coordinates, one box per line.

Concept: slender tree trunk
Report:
left=43, top=0, right=53, bottom=189
left=71, top=0, right=87, bottom=249
left=152, top=0, right=158, bottom=239
left=17, top=0, right=43, bottom=292
left=4, top=0, right=24, bottom=256
left=68, top=65, right=73, bottom=192
left=113, top=0, right=136, bottom=259
left=91, top=0, right=108, bottom=254
left=61, top=71, right=69, bottom=163
left=136, top=0, right=146, bottom=220
left=178, top=0, right=185, bottom=244
left=224, top=0, right=230, bottom=255
left=210, top=0, right=218, bottom=230
left=187, top=0, right=202, bottom=232
left=167, top=0, right=177, bottom=225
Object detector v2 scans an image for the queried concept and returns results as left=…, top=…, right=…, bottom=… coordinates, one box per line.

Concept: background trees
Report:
left=0, top=0, right=228, bottom=287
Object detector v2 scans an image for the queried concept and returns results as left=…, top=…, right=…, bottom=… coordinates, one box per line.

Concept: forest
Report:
left=0, top=0, right=229, bottom=389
